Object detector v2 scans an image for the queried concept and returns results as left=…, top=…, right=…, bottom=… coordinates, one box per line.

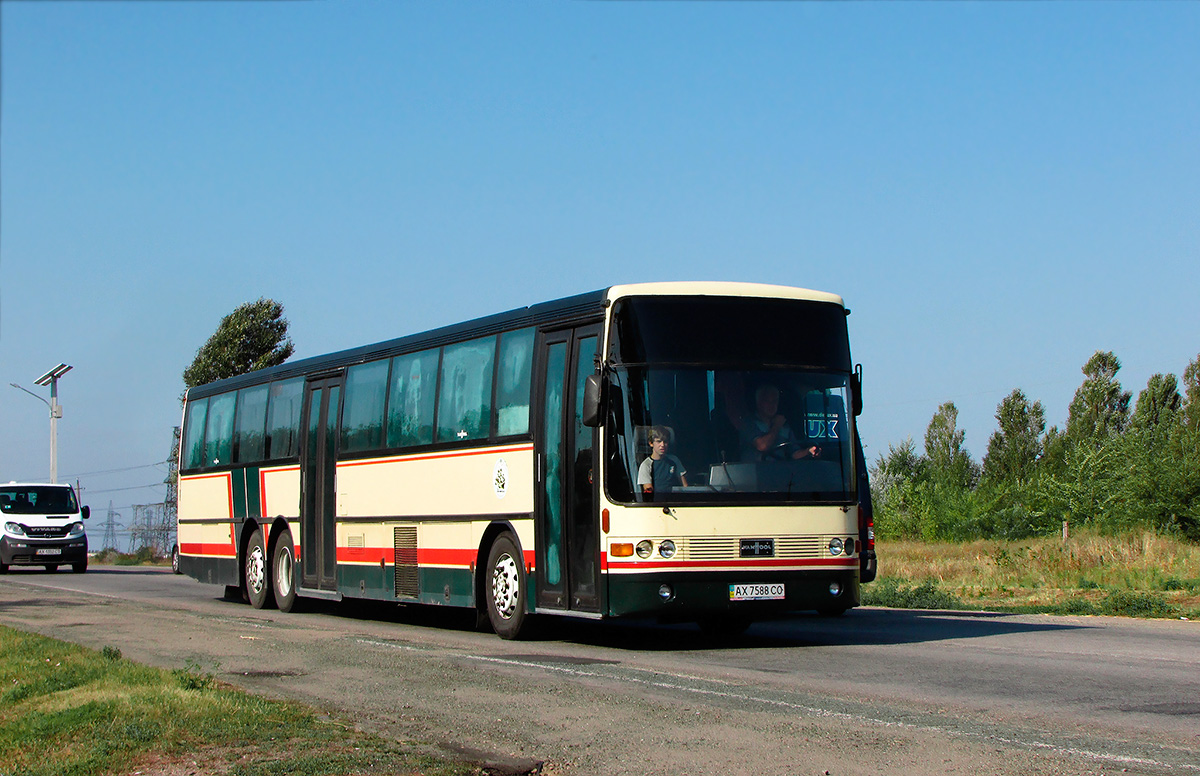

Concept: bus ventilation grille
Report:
left=394, top=527, right=419, bottom=598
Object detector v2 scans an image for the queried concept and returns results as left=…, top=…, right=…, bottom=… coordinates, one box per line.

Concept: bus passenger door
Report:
left=300, top=376, right=342, bottom=592
left=536, top=324, right=602, bottom=613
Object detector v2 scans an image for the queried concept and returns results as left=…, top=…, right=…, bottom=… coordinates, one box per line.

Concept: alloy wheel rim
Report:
left=247, top=545, right=266, bottom=595
left=491, top=552, right=519, bottom=619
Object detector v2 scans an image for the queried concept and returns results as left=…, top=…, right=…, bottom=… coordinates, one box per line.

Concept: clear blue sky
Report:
left=2, top=1, right=1197, bottom=537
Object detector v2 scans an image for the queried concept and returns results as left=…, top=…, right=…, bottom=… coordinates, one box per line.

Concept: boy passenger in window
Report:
left=638, top=425, right=688, bottom=498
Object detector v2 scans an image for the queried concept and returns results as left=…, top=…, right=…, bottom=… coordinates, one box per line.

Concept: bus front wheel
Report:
left=485, top=534, right=528, bottom=640
left=244, top=528, right=276, bottom=610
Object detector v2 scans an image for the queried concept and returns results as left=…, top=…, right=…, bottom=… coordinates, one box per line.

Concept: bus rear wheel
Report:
left=272, top=530, right=299, bottom=613
left=485, top=534, right=528, bottom=640
left=245, top=527, right=276, bottom=610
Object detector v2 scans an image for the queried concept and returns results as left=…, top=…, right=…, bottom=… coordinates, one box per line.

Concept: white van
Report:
left=0, top=482, right=90, bottom=573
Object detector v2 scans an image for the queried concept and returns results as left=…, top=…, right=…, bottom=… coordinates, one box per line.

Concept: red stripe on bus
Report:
left=608, top=557, right=859, bottom=571
left=333, top=546, right=536, bottom=569
left=180, top=542, right=237, bottom=558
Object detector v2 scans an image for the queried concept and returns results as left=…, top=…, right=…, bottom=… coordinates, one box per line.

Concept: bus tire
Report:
left=72, top=558, right=87, bottom=574
left=272, top=530, right=299, bottom=613
left=485, top=533, right=528, bottom=640
left=171, top=544, right=182, bottom=575
left=244, top=527, right=276, bottom=610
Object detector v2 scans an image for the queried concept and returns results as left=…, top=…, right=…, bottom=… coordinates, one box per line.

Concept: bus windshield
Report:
left=604, top=296, right=856, bottom=505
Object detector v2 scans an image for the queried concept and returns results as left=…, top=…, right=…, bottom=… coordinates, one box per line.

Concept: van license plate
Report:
left=729, top=583, right=785, bottom=601
left=36, top=548, right=62, bottom=556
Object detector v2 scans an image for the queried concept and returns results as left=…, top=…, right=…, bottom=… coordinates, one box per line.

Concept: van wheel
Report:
left=272, top=530, right=299, bottom=613
left=72, top=558, right=87, bottom=574
left=244, top=528, right=275, bottom=610
left=485, top=533, right=528, bottom=640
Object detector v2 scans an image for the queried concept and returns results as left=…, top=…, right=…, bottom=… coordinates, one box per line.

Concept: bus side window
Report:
left=387, top=349, right=439, bottom=448
left=181, top=398, right=209, bottom=471
left=204, top=393, right=237, bottom=467
left=496, top=327, right=535, bottom=437
left=342, top=360, right=389, bottom=453
left=234, top=384, right=269, bottom=463
left=265, top=378, right=303, bottom=459
left=436, top=336, right=496, bottom=443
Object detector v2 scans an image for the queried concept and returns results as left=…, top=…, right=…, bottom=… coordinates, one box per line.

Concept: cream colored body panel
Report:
left=261, top=465, right=300, bottom=519
left=335, top=443, right=534, bottom=519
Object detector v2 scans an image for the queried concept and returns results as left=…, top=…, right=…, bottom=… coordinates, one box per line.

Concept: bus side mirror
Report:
left=81, top=505, right=90, bottom=520
left=852, top=364, right=863, bottom=417
left=582, top=374, right=606, bottom=428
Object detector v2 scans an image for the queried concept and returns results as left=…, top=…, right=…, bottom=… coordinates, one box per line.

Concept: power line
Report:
left=83, top=483, right=165, bottom=496
left=61, top=461, right=170, bottom=479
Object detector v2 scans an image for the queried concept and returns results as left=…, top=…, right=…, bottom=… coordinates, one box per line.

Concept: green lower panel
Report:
left=337, top=564, right=476, bottom=608
left=607, top=569, right=860, bottom=620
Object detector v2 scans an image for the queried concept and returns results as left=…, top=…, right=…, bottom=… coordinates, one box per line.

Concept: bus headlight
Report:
left=828, top=537, right=844, bottom=556
left=636, top=540, right=653, bottom=559
left=4, top=522, right=25, bottom=537
left=658, top=540, right=676, bottom=559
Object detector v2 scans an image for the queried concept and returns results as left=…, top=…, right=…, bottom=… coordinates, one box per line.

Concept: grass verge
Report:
left=862, top=529, right=1200, bottom=620
left=0, top=625, right=474, bottom=776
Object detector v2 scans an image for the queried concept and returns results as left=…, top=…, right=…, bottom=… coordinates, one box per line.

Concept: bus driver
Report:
left=744, top=384, right=821, bottom=462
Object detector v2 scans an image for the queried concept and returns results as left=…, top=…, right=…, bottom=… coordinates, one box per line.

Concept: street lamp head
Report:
left=35, top=364, right=72, bottom=386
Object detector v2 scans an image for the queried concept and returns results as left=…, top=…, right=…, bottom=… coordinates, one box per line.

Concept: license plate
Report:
left=36, top=548, right=62, bottom=556
left=729, top=583, right=785, bottom=601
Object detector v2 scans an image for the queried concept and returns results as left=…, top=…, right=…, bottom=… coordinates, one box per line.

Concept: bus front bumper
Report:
left=606, top=568, right=860, bottom=620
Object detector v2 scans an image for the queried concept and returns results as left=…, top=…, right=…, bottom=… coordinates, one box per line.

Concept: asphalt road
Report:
left=1, top=565, right=1197, bottom=776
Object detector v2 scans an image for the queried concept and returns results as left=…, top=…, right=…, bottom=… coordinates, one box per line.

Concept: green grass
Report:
left=0, top=626, right=473, bottom=776
left=865, top=528, right=1200, bottom=620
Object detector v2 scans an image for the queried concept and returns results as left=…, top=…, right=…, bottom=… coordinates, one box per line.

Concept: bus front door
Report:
left=300, top=376, right=342, bottom=592
left=537, top=324, right=602, bottom=614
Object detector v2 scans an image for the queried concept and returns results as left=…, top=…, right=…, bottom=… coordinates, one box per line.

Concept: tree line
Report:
left=870, top=350, right=1200, bottom=543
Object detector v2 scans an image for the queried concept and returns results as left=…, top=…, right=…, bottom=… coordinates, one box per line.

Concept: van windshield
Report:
left=0, top=486, right=78, bottom=515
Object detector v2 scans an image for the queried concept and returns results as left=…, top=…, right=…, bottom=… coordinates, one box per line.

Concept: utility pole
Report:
left=11, top=363, right=72, bottom=483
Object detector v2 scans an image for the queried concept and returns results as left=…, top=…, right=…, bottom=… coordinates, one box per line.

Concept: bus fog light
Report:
left=829, top=582, right=843, bottom=597
left=636, top=540, right=653, bottom=559
left=658, top=584, right=674, bottom=602
left=658, top=540, right=676, bottom=559
left=845, top=537, right=856, bottom=555
left=828, top=537, right=844, bottom=556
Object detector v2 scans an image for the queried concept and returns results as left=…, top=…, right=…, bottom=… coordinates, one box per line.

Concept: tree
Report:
left=183, top=298, right=295, bottom=389
left=1129, top=373, right=1181, bottom=434
left=1065, top=350, right=1131, bottom=446
left=924, top=401, right=977, bottom=489
left=982, top=389, right=1046, bottom=486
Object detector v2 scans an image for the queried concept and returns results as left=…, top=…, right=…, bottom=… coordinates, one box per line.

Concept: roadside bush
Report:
left=861, top=577, right=964, bottom=610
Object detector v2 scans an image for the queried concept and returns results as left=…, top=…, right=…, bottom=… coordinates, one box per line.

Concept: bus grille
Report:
left=393, top=527, right=418, bottom=598
left=684, top=536, right=825, bottom=561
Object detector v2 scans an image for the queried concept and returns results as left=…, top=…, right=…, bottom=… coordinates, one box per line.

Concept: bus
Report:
left=176, top=282, right=876, bottom=638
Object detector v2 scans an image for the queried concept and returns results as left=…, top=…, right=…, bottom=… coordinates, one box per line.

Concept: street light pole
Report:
left=10, top=363, right=73, bottom=483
